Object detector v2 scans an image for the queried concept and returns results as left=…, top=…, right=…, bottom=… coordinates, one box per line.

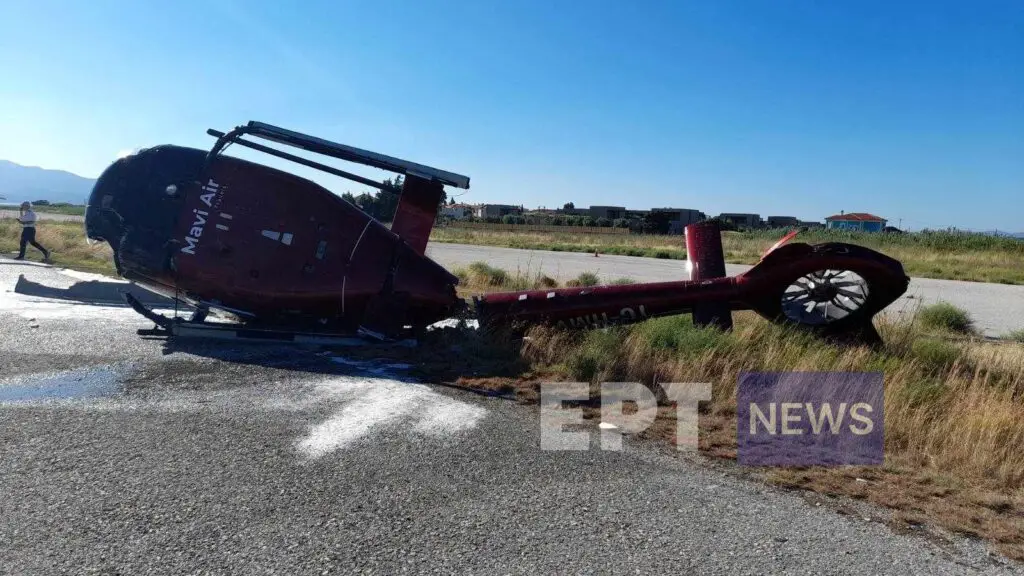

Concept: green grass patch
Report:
left=636, top=315, right=736, bottom=356
left=911, top=338, right=963, bottom=373
left=918, top=302, right=975, bottom=334
left=565, top=329, right=623, bottom=382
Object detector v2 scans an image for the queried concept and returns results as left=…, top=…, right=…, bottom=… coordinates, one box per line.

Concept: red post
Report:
left=685, top=221, right=733, bottom=330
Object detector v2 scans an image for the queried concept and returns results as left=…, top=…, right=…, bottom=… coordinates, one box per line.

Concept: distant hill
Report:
left=979, top=230, right=1024, bottom=240
left=0, top=160, right=96, bottom=205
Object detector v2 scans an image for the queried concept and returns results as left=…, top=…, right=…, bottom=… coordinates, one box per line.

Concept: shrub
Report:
left=537, top=275, right=558, bottom=288
left=566, top=272, right=600, bottom=287
left=466, top=261, right=509, bottom=286
left=918, top=302, right=975, bottom=334
left=566, top=329, right=621, bottom=381
left=636, top=315, right=735, bottom=356
left=911, top=338, right=962, bottom=372
left=897, top=376, right=948, bottom=409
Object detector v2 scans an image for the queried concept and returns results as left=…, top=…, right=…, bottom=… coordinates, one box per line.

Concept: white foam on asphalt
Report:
left=0, top=279, right=173, bottom=322
left=0, top=264, right=489, bottom=457
left=330, top=357, right=413, bottom=374
left=56, top=269, right=127, bottom=283
left=0, top=298, right=142, bottom=321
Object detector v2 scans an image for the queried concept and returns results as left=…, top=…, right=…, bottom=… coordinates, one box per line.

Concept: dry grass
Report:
left=450, top=261, right=610, bottom=296
left=432, top=226, right=1024, bottom=284
left=512, top=315, right=1024, bottom=559
left=0, top=219, right=114, bottom=274
left=408, top=280, right=1024, bottom=559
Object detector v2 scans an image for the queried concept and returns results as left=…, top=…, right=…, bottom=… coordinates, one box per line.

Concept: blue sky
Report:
left=1, top=0, right=1021, bottom=231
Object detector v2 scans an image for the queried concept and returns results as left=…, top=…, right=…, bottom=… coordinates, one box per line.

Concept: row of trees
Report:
left=340, top=188, right=738, bottom=235
left=480, top=214, right=632, bottom=228
left=458, top=212, right=679, bottom=233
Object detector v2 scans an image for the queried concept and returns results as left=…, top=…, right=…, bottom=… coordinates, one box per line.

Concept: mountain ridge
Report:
left=0, top=159, right=96, bottom=204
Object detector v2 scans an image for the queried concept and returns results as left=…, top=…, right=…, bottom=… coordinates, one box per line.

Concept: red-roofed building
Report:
left=825, top=212, right=887, bottom=232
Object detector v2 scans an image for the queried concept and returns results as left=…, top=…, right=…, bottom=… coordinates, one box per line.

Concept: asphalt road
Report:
left=1, top=258, right=1019, bottom=574
left=427, top=242, right=1024, bottom=338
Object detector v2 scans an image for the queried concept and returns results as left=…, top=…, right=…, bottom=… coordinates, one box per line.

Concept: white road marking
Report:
left=296, top=377, right=487, bottom=459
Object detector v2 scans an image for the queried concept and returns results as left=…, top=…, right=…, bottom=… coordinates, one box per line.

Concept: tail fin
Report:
left=390, top=175, right=443, bottom=255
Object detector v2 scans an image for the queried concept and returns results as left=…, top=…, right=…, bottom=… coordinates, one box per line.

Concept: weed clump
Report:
left=918, top=302, right=975, bottom=334
left=565, top=272, right=600, bottom=287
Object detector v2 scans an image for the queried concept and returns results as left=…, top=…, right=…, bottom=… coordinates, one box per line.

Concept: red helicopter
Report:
left=85, top=121, right=909, bottom=344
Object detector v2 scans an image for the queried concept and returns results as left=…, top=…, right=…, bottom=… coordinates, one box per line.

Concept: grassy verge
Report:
left=1, top=204, right=87, bottom=216
left=35, top=204, right=87, bottom=217
left=398, top=270, right=1024, bottom=560
left=432, top=226, right=1024, bottom=284
left=0, top=219, right=114, bottom=274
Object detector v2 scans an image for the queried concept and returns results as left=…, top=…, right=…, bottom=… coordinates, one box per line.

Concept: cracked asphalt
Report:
left=1, top=258, right=1020, bottom=575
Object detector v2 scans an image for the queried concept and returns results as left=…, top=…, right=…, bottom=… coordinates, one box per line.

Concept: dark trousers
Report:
left=18, top=227, right=49, bottom=259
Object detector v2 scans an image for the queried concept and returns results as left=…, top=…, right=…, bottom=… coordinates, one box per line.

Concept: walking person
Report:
left=14, top=202, right=52, bottom=263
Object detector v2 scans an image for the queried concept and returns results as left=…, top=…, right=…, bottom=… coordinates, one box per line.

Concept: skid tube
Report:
left=123, top=293, right=412, bottom=346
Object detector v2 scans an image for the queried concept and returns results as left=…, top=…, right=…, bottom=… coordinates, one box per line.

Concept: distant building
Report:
left=474, top=204, right=523, bottom=219
left=766, top=216, right=799, bottom=228
left=441, top=203, right=474, bottom=220
left=825, top=212, right=887, bottom=232
left=588, top=206, right=627, bottom=220
left=556, top=207, right=586, bottom=216
left=648, top=208, right=706, bottom=234
left=719, top=213, right=763, bottom=229
left=799, top=220, right=825, bottom=229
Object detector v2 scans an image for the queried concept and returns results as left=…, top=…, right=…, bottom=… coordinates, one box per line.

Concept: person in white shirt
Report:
left=14, top=202, right=52, bottom=263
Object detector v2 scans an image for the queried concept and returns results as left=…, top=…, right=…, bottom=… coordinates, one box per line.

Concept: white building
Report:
left=440, top=203, right=474, bottom=220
